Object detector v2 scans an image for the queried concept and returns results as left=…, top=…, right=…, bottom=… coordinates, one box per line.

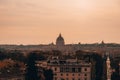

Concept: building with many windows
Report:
left=47, top=57, right=92, bottom=80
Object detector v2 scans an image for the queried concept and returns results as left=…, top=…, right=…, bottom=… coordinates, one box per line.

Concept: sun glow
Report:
left=79, top=0, right=95, bottom=11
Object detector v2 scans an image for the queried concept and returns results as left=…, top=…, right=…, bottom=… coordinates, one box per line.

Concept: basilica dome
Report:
left=56, top=34, right=65, bottom=46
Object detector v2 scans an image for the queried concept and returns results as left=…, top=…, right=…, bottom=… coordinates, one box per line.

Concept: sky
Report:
left=0, top=0, right=120, bottom=44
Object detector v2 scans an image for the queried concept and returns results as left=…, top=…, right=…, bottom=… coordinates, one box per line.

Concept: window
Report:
left=78, top=68, right=81, bottom=72
left=60, top=67, right=64, bottom=72
left=55, top=67, right=57, bottom=71
left=66, top=67, right=69, bottom=72
left=72, top=68, right=75, bottom=72
left=84, top=74, right=87, bottom=76
left=61, top=73, right=63, bottom=76
left=84, top=68, right=87, bottom=71
left=66, top=74, right=69, bottom=76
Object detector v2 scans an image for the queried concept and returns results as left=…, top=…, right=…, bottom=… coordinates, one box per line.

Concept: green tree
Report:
left=91, top=53, right=103, bottom=80
left=44, top=68, right=53, bottom=80
left=25, top=51, right=39, bottom=80
left=0, top=50, right=7, bottom=60
left=8, top=50, right=26, bottom=62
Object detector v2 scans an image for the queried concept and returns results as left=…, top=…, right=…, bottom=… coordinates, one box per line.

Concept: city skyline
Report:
left=0, top=0, right=120, bottom=44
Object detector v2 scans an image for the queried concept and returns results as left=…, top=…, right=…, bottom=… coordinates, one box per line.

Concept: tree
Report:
left=44, top=68, right=53, bottom=80
left=7, top=50, right=26, bottom=62
left=25, top=52, right=39, bottom=80
left=0, top=51, right=7, bottom=60
left=111, top=57, right=120, bottom=80
left=111, top=72, right=120, bottom=80
left=91, top=53, right=103, bottom=80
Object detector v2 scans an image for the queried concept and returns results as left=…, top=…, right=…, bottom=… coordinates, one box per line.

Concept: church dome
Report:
left=56, top=34, right=64, bottom=41
left=56, top=34, right=65, bottom=46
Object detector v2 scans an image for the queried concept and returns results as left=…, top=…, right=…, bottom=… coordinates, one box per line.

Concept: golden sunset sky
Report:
left=0, top=0, right=120, bottom=44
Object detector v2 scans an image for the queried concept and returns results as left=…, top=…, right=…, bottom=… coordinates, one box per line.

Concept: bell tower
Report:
left=106, top=53, right=112, bottom=80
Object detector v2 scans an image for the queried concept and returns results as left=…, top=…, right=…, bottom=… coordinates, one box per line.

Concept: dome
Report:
left=56, top=34, right=65, bottom=46
left=56, top=34, right=64, bottom=41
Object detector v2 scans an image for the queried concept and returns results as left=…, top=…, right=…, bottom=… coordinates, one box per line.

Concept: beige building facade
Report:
left=48, top=58, right=91, bottom=80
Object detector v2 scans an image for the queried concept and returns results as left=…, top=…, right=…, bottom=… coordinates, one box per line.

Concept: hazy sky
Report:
left=0, top=0, right=120, bottom=44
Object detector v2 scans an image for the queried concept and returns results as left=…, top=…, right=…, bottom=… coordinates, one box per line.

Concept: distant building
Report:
left=56, top=33, right=65, bottom=46
left=47, top=57, right=92, bottom=80
left=0, top=34, right=120, bottom=58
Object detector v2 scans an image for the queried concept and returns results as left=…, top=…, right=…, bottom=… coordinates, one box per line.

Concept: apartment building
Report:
left=47, top=57, right=92, bottom=80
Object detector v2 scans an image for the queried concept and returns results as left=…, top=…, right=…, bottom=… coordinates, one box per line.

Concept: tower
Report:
left=106, top=53, right=112, bottom=80
left=56, top=33, right=65, bottom=46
